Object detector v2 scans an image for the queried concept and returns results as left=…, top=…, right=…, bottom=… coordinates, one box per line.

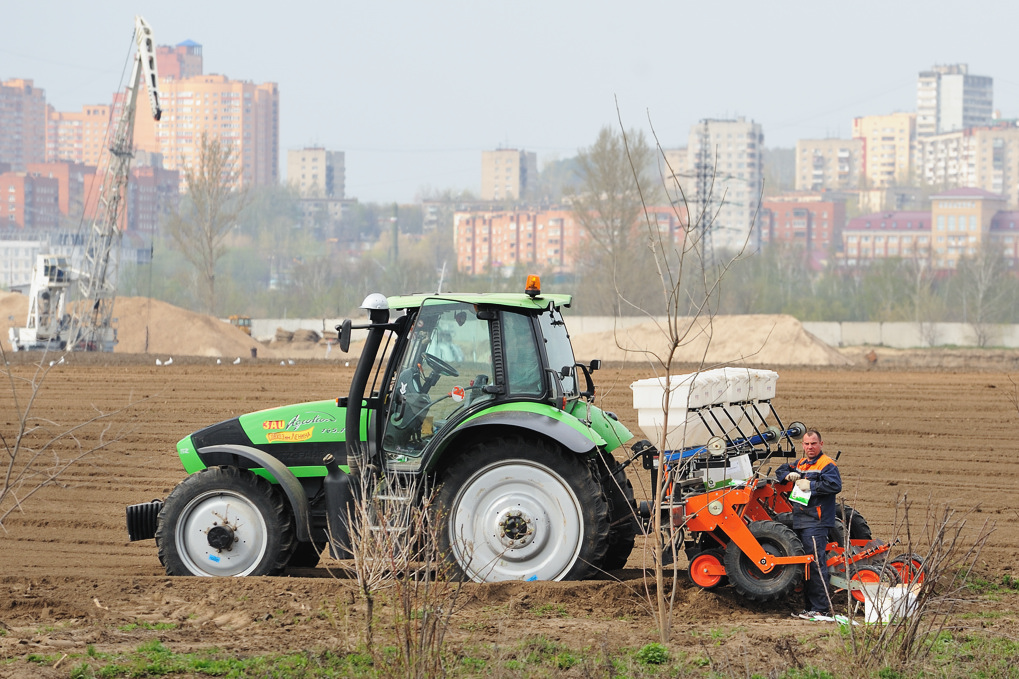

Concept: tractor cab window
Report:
left=502, top=311, right=543, bottom=396
left=383, top=300, right=494, bottom=456
left=538, top=306, right=577, bottom=396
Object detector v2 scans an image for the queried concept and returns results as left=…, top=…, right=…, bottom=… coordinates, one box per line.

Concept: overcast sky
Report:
left=4, top=1, right=1017, bottom=203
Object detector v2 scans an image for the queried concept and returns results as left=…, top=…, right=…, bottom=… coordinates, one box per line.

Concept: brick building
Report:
left=480, top=149, right=538, bottom=201
left=0, top=172, right=60, bottom=229
left=759, top=194, right=846, bottom=269
left=840, top=211, right=931, bottom=267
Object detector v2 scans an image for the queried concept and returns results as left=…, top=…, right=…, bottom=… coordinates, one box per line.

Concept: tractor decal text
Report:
left=262, top=419, right=285, bottom=430
left=266, top=427, right=315, bottom=443
left=286, top=412, right=335, bottom=431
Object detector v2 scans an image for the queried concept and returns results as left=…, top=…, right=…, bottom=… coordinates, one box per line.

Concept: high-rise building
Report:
left=287, top=148, right=345, bottom=198
left=481, top=149, right=537, bottom=201
left=157, top=41, right=204, bottom=80
left=682, top=118, right=764, bottom=253
left=0, top=79, right=48, bottom=171
left=794, top=139, right=863, bottom=191
left=46, top=104, right=114, bottom=167
left=852, top=113, right=916, bottom=188
left=132, top=73, right=280, bottom=189
left=915, top=123, right=1019, bottom=208
left=917, top=64, right=993, bottom=137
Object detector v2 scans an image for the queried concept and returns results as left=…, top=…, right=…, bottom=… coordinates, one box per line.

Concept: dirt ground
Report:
left=1, top=354, right=1018, bottom=677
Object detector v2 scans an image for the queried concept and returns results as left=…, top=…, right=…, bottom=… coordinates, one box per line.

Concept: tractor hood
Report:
left=176, top=399, right=368, bottom=477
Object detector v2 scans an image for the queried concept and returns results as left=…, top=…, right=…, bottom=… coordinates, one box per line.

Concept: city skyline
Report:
left=3, top=1, right=1018, bottom=203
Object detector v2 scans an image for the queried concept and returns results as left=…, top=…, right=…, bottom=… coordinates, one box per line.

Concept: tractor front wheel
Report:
left=724, top=520, right=805, bottom=602
left=156, top=466, right=295, bottom=577
left=436, top=437, right=609, bottom=582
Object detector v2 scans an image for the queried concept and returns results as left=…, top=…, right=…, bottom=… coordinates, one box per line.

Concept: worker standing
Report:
left=776, top=429, right=842, bottom=621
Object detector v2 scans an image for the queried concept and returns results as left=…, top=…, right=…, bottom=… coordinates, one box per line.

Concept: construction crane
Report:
left=64, top=15, right=162, bottom=351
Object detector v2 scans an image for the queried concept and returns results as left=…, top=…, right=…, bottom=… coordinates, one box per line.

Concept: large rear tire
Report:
left=724, top=520, right=805, bottom=602
left=600, top=458, right=638, bottom=571
left=838, top=503, right=872, bottom=540
left=156, top=466, right=295, bottom=577
left=436, top=437, right=609, bottom=582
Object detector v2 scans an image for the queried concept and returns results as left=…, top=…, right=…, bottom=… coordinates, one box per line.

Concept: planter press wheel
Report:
left=889, top=553, right=926, bottom=584
left=723, top=520, right=805, bottom=602
left=689, top=548, right=727, bottom=590
left=847, top=563, right=900, bottom=603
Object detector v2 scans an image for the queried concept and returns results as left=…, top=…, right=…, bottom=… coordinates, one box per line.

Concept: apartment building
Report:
left=46, top=104, right=115, bottom=167
left=480, top=149, right=537, bottom=201
left=454, top=206, right=684, bottom=276
left=130, top=73, right=279, bottom=190
left=0, top=171, right=59, bottom=229
left=287, top=148, right=345, bottom=199
left=841, top=211, right=931, bottom=267
left=916, top=64, right=993, bottom=138
left=683, top=118, right=764, bottom=252
left=990, top=211, right=1019, bottom=270
left=759, top=194, right=847, bottom=268
left=26, top=161, right=91, bottom=218
left=0, top=79, right=47, bottom=171
left=852, top=112, right=916, bottom=188
left=157, top=41, right=204, bottom=81
left=454, top=209, right=578, bottom=275
left=929, top=187, right=1005, bottom=269
left=794, top=139, right=863, bottom=191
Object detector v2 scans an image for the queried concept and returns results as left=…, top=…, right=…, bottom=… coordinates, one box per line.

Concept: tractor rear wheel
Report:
left=600, top=458, right=638, bottom=571
left=838, top=503, right=872, bottom=540
left=724, top=520, right=805, bottom=602
left=436, top=437, right=608, bottom=582
left=156, top=466, right=295, bottom=576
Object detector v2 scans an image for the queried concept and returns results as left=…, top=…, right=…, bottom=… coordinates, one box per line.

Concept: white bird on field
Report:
left=233, top=357, right=241, bottom=365
left=155, top=359, right=162, bottom=366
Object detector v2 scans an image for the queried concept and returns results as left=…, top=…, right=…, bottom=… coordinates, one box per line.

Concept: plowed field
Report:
left=1, top=355, right=1017, bottom=677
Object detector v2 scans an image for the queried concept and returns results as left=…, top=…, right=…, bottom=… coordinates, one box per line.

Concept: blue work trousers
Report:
left=797, top=524, right=832, bottom=614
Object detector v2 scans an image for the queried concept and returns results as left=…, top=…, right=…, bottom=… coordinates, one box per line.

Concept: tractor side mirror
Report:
left=588, top=359, right=601, bottom=372
left=338, top=319, right=351, bottom=353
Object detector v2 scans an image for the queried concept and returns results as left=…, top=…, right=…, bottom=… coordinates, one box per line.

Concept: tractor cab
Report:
left=342, top=276, right=594, bottom=473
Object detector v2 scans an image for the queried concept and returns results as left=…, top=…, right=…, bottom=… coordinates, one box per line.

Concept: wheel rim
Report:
left=850, top=567, right=883, bottom=602
left=448, top=459, right=584, bottom=582
left=175, top=489, right=269, bottom=576
left=690, top=552, right=724, bottom=588
left=737, top=541, right=786, bottom=582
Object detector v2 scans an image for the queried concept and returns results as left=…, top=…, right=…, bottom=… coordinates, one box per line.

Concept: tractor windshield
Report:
left=538, top=306, right=577, bottom=396
left=382, top=300, right=494, bottom=456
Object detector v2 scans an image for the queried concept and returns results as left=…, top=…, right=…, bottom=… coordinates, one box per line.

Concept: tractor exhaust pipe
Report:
left=343, top=294, right=390, bottom=479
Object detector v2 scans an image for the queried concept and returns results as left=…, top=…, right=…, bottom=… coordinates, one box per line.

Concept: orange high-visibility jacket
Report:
left=777, top=453, right=842, bottom=528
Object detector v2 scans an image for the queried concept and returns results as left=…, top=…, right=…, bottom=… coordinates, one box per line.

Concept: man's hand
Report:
left=785, top=472, right=801, bottom=483
left=795, top=479, right=811, bottom=492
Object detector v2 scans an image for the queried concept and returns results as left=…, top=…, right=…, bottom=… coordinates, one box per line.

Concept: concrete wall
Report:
left=802, top=321, right=1019, bottom=348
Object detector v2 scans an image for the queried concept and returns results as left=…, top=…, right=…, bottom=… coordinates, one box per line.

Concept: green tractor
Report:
left=127, top=277, right=639, bottom=581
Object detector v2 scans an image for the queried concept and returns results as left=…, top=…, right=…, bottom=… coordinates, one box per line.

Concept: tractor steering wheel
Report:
left=422, top=352, right=459, bottom=378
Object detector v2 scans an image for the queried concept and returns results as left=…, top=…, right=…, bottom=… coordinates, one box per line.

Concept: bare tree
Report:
left=955, top=241, right=1011, bottom=346
left=568, top=126, right=662, bottom=315
left=166, top=133, right=247, bottom=314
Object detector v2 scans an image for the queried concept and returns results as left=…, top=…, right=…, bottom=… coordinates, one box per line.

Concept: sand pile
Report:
left=0, top=293, right=274, bottom=359
left=570, top=314, right=852, bottom=367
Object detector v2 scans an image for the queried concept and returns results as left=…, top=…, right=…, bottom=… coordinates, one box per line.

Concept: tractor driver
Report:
left=776, top=429, right=842, bottom=621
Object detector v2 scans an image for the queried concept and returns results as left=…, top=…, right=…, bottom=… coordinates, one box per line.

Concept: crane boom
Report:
left=66, top=15, right=162, bottom=351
